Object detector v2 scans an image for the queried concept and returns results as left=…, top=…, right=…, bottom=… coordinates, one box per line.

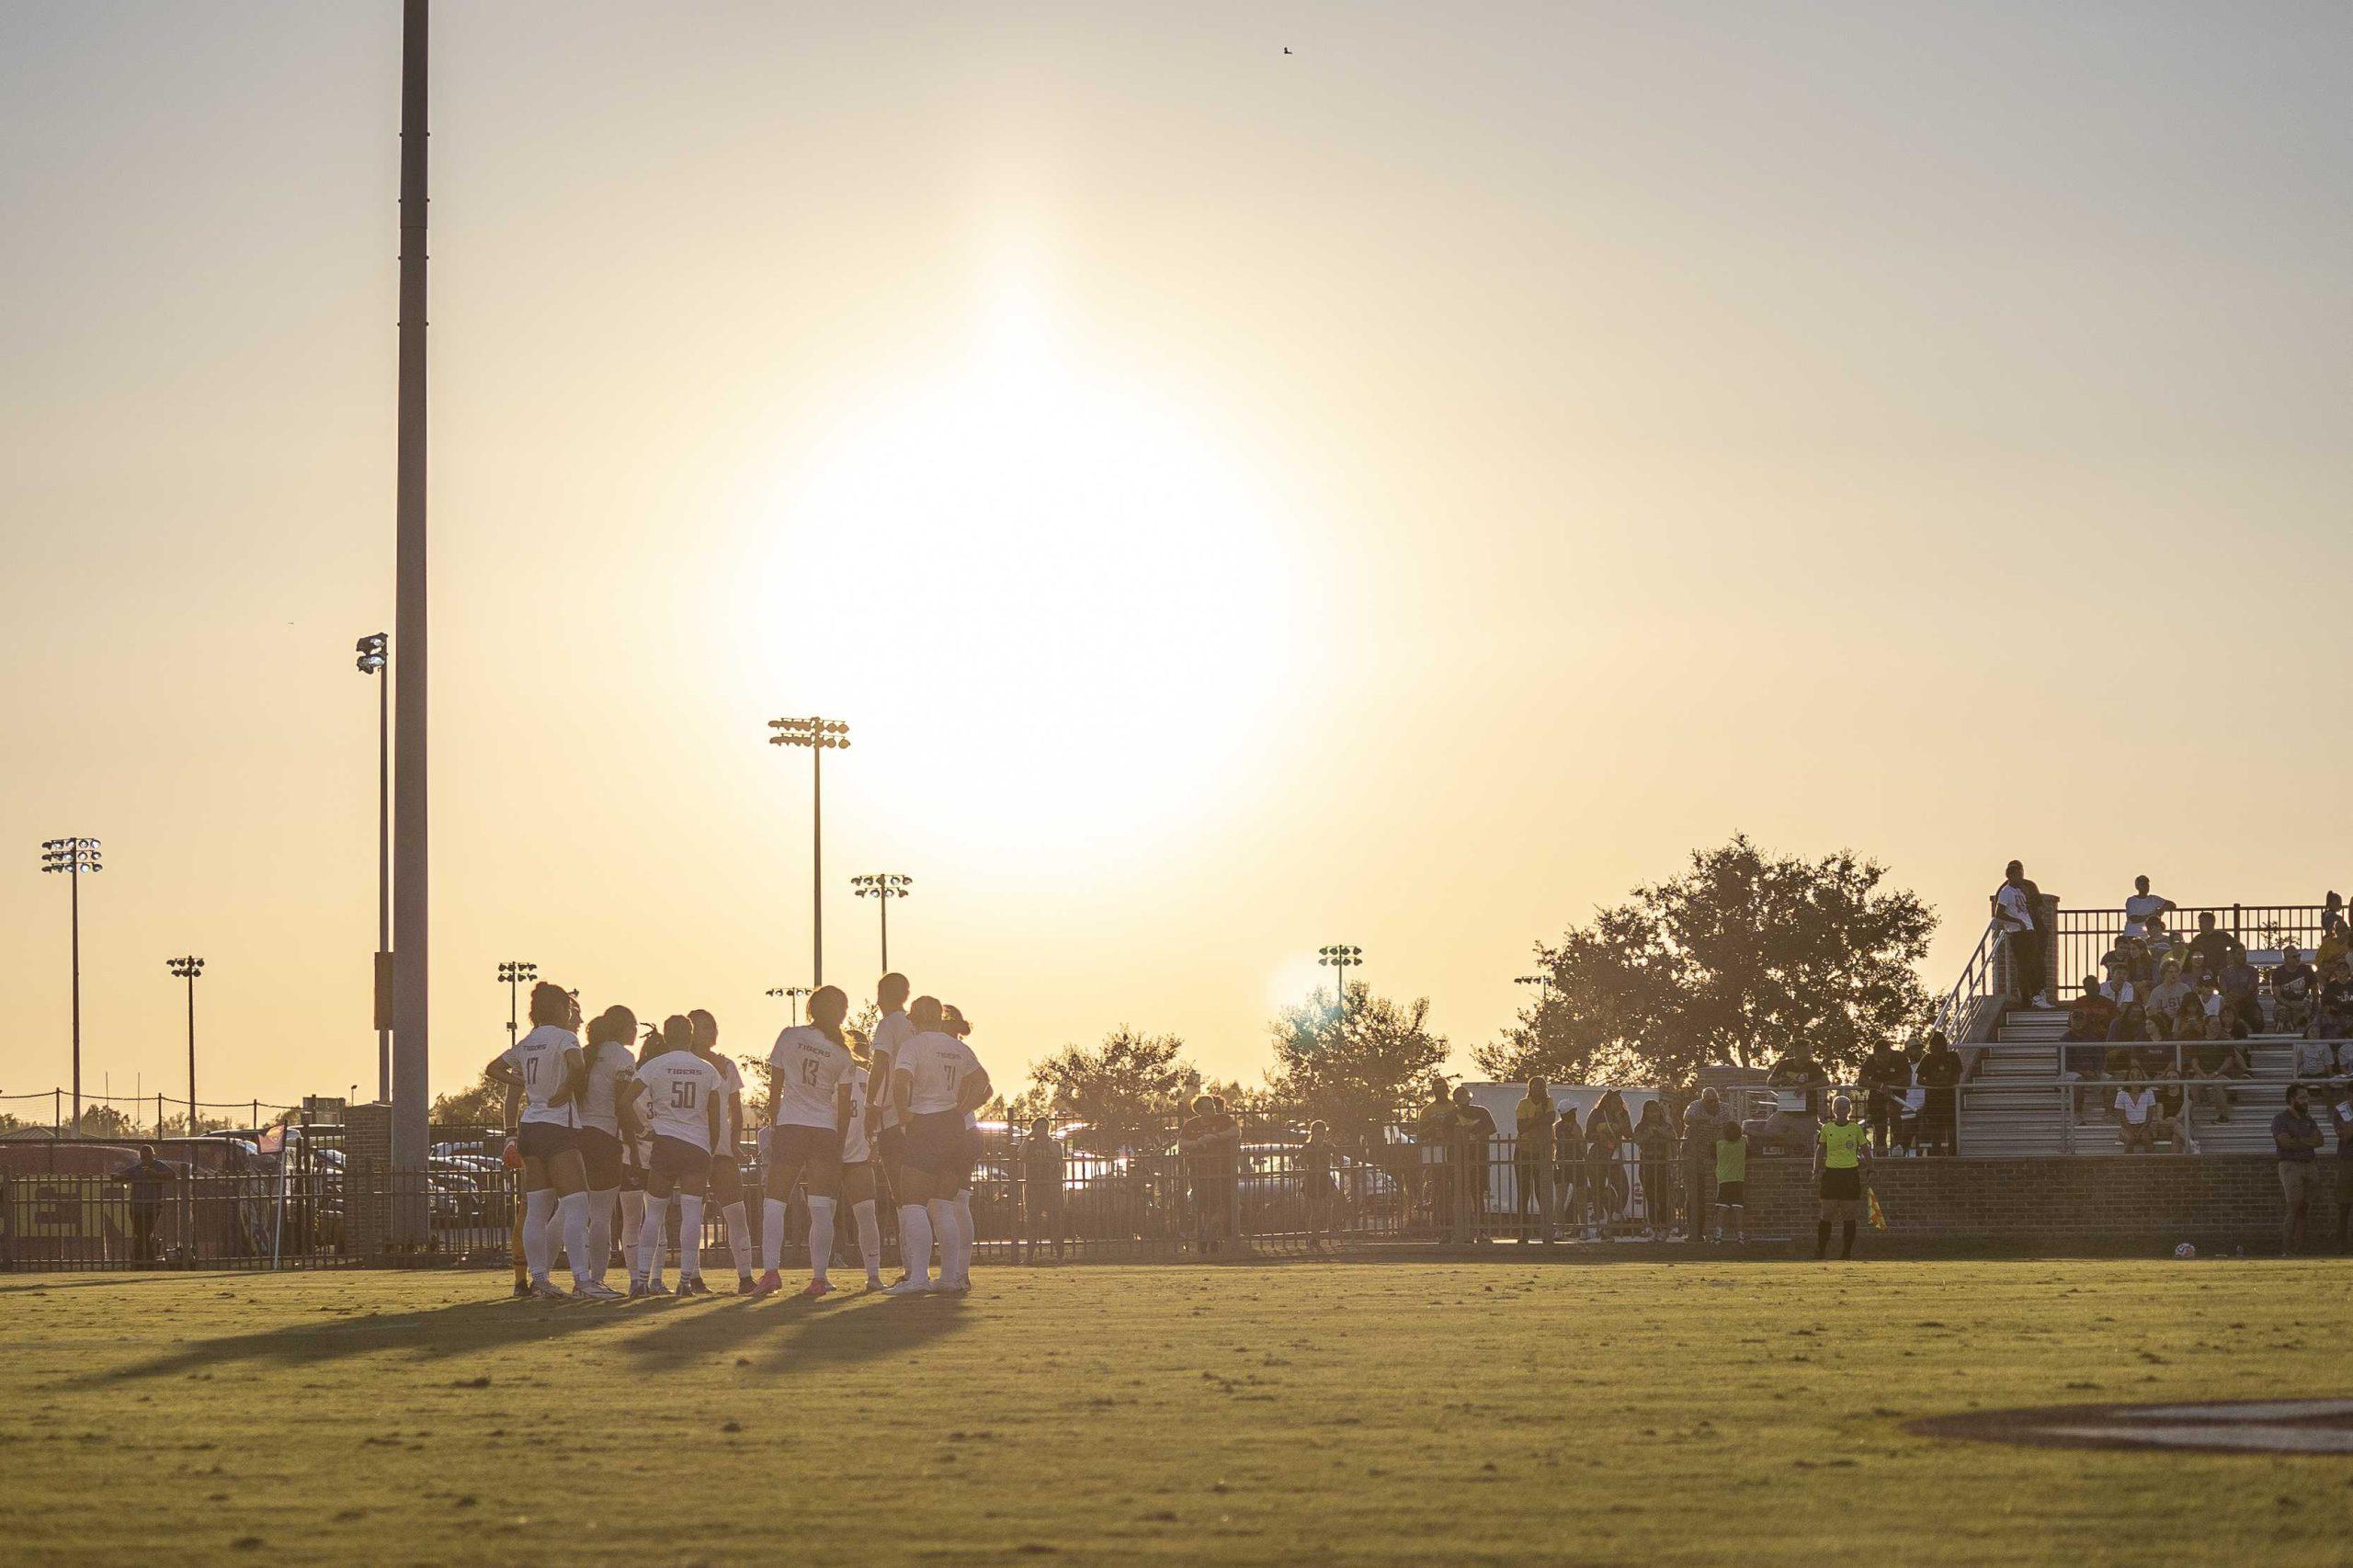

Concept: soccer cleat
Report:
left=573, top=1279, right=623, bottom=1301
left=530, top=1277, right=569, bottom=1301
left=512, top=1278, right=532, bottom=1299
left=684, top=1275, right=714, bottom=1297
left=863, top=1276, right=884, bottom=1292
left=930, top=1278, right=970, bottom=1295
left=747, top=1269, right=784, bottom=1299
left=882, top=1277, right=933, bottom=1297
left=798, top=1278, right=835, bottom=1301
left=641, top=1275, right=667, bottom=1298
left=735, top=1274, right=759, bottom=1297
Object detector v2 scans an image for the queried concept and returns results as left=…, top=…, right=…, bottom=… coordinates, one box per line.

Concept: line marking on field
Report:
left=1913, top=1398, right=2353, bottom=1455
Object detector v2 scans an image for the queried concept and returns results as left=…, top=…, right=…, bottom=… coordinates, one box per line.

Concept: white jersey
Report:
left=768, top=1026, right=854, bottom=1130
left=576, top=1040, right=637, bottom=1136
left=842, top=1067, right=872, bottom=1165
left=501, top=1025, right=580, bottom=1128
left=706, top=1054, right=745, bottom=1153
left=870, top=1011, right=915, bottom=1128
left=897, top=1030, right=983, bottom=1116
left=636, top=1051, right=724, bottom=1152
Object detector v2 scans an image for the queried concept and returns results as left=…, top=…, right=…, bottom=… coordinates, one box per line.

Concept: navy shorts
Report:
left=906, top=1111, right=977, bottom=1186
left=650, top=1134, right=712, bottom=1191
left=575, top=1128, right=624, bottom=1189
left=517, top=1120, right=577, bottom=1164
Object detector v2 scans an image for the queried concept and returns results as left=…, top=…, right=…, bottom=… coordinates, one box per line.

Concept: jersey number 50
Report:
left=671, top=1082, right=699, bottom=1109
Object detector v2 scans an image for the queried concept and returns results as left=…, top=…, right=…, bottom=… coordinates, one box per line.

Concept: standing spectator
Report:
left=113, top=1144, right=176, bottom=1264
left=2114, top=1077, right=2162, bottom=1153
left=2186, top=912, right=2246, bottom=982
left=2218, top=952, right=2264, bottom=1038
left=1553, top=1104, right=1586, bottom=1241
left=1447, top=1085, right=1497, bottom=1244
left=1512, top=1081, right=1556, bottom=1244
left=1633, top=1100, right=1676, bottom=1239
left=1682, top=1088, right=1723, bottom=1240
left=1413, top=1084, right=1453, bottom=1236
left=1298, top=1120, right=1337, bottom=1250
left=1916, top=1030, right=1962, bottom=1155
left=2272, top=949, right=2317, bottom=1036
left=2122, top=875, right=2176, bottom=940
left=2326, top=1082, right=2353, bottom=1252
left=1586, top=1092, right=1631, bottom=1235
left=2063, top=978, right=2117, bottom=1116
left=1858, top=1037, right=1913, bottom=1156
left=1019, top=1116, right=1066, bottom=1264
left=2273, top=1084, right=2325, bottom=1255
left=1712, top=1118, right=1748, bottom=1243
left=1813, top=1096, right=1869, bottom=1260
left=1177, top=1094, right=1243, bottom=1257
left=2324, top=891, right=2346, bottom=940
left=1992, top=860, right=2052, bottom=1009
left=1767, top=1044, right=1826, bottom=1119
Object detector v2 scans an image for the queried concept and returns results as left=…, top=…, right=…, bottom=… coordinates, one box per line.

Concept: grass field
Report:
left=5, top=1260, right=2352, bottom=1564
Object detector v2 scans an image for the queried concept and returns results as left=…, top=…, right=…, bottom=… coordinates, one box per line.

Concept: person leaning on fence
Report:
left=1813, top=1096, right=1869, bottom=1260
left=1633, top=1099, right=1676, bottom=1240
left=1414, top=1084, right=1454, bottom=1235
left=1858, top=1036, right=1912, bottom=1157
left=1513, top=1080, right=1555, bottom=1244
left=1178, top=1094, right=1244, bottom=1258
left=1448, top=1085, right=1497, bottom=1244
left=1299, top=1120, right=1338, bottom=1248
left=1682, top=1088, right=1722, bottom=1240
left=113, top=1143, right=176, bottom=1264
left=1552, top=1103, right=1586, bottom=1239
left=2274, top=1083, right=2325, bottom=1256
left=1915, top=1031, right=1961, bottom=1156
left=1992, top=860, right=2052, bottom=1010
left=1020, top=1116, right=1066, bottom=1264
left=1767, top=1044, right=1825, bottom=1119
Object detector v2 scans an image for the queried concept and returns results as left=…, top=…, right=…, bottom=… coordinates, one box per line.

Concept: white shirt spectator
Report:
left=2100, top=979, right=2137, bottom=1007
left=1995, top=883, right=2036, bottom=934
left=2293, top=1040, right=2340, bottom=1081
left=2123, top=891, right=2172, bottom=939
left=2114, top=1088, right=2157, bottom=1126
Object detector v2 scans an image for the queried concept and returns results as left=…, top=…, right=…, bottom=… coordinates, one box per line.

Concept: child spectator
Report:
left=1712, top=1119, right=1747, bottom=1243
left=1916, top=1032, right=1962, bottom=1155
left=2114, top=1078, right=2162, bottom=1153
left=1553, top=1104, right=1586, bottom=1240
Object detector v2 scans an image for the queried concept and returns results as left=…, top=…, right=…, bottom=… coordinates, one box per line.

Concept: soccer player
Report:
left=753, top=984, right=856, bottom=1300
left=886, top=995, right=991, bottom=1295
left=842, top=1043, right=886, bottom=1289
left=941, top=1005, right=985, bottom=1287
left=483, top=982, right=597, bottom=1300
left=573, top=1005, right=640, bottom=1295
left=869, top=971, right=915, bottom=1199
left=690, top=1009, right=757, bottom=1293
left=623, top=1015, right=725, bottom=1297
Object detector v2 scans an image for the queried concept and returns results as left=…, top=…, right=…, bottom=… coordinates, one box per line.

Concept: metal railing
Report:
left=1935, top=919, right=2009, bottom=1044
left=2048, top=903, right=2335, bottom=1000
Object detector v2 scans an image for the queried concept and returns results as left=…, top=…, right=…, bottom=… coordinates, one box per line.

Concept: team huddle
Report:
left=485, top=972, right=992, bottom=1301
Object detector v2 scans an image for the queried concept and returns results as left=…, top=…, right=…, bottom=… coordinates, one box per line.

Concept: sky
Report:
left=4, top=2, right=2350, bottom=1118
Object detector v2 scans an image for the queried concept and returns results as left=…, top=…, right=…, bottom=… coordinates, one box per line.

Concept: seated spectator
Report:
left=2186, top=1032, right=2252, bottom=1121
left=2195, top=979, right=2245, bottom=1040
left=2315, top=959, right=2353, bottom=1037
left=2219, top=953, right=2264, bottom=1037
left=1766, top=1046, right=1825, bottom=1119
left=2105, top=1000, right=2148, bottom=1048
left=2186, top=911, right=2246, bottom=981
left=2114, top=1079, right=2162, bottom=1153
left=2292, top=1038, right=2341, bottom=1084
left=2098, top=960, right=2139, bottom=1008
left=2272, top=949, right=2317, bottom=1035
left=2063, top=979, right=2115, bottom=1115
left=2150, top=1058, right=2199, bottom=1153
left=2324, top=890, right=2346, bottom=941
left=2122, top=875, right=2177, bottom=940
left=2143, top=962, right=2193, bottom=1040
left=2143, top=911, right=2180, bottom=971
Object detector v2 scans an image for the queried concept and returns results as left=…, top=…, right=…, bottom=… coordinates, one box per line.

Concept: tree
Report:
left=1264, top=984, right=1449, bottom=1144
left=1478, top=835, right=1934, bottom=1088
left=1019, top=1028, right=1201, bottom=1153
left=431, top=1071, right=508, bottom=1130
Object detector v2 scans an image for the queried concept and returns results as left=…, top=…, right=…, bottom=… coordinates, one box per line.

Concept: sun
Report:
left=737, top=312, right=1311, bottom=856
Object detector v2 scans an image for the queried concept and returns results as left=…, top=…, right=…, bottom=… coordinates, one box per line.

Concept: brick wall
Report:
left=344, top=1102, right=391, bottom=1259
left=1739, top=1153, right=2343, bottom=1255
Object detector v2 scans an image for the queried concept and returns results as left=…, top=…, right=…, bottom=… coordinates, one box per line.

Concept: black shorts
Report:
left=1716, top=1180, right=1746, bottom=1206
left=576, top=1128, right=624, bottom=1189
left=906, top=1111, right=977, bottom=1185
left=707, top=1154, right=743, bottom=1202
left=650, top=1134, right=712, bottom=1190
left=771, top=1123, right=846, bottom=1165
left=1819, top=1165, right=1862, bottom=1202
left=517, top=1120, right=577, bottom=1164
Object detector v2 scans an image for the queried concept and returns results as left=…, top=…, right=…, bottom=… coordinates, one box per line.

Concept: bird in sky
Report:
left=1283, top=46, right=1293, bottom=55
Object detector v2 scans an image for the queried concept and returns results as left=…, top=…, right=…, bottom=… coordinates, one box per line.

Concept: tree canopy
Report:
left=1013, top=1027, right=1203, bottom=1153
left=1264, top=984, right=1449, bottom=1142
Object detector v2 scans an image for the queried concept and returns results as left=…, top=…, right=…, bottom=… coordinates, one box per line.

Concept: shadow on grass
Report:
left=92, top=1282, right=971, bottom=1385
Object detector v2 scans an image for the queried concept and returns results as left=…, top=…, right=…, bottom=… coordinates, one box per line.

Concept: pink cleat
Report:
left=746, top=1269, right=783, bottom=1300
left=797, top=1278, right=835, bottom=1301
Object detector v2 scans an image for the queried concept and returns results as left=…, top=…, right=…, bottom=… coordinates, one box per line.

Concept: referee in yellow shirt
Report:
left=1814, top=1095, right=1870, bottom=1260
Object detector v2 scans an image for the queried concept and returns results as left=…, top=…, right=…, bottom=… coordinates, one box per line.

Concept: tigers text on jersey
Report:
left=870, top=1010, right=915, bottom=1128
left=768, top=1026, right=854, bottom=1130
left=842, top=1067, right=871, bottom=1165
left=576, top=1040, right=637, bottom=1135
left=708, top=1053, right=745, bottom=1150
left=636, top=1051, right=724, bottom=1152
left=896, top=1030, right=983, bottom=1116
left=501, top=1025, right=581, bottom=1127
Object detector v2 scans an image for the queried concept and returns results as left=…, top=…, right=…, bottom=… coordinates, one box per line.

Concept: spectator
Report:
left=1858, top=1036, right=1913, bottom=1156
left=2102, top=1003, right=2150, bottom=1102
left=1712, top=1119, right=1747, bottom=1244
left=1633, top=1100, right=1676, bottom=1239
left=1413, top=1084, right=1454, bottom=1234
left=1682, top=1088, right=1722, bottom=1240
left=2218, top=952, right=2264, bottom=1038
left=1813, top=1095, right=1869, bottom=1260
left=2149, top=1056, right=2200, bottom=1154
left=2142, top=910, right=2179, bottom=971
left=1767, top=1044, right=1826, bottom=1119
left=1020, top=1116, right=1066, bottom=1264
left=2186, top=912, right=2246, bottom=982
left=2114, top=1077, right=2162, bottom=1153
left=1178, top=1093, right=1243, bottom=1257
left=1298, top=1120, right=1336, bottom=1250
left=2326, top=1081, right=2353, bottom=1252
left=1553, top=1104, right=1586, bottom=1241
left=113, top=1143, right=176, bottom=1264
left=2271, top=949, right=2317, bottom=1036
left=2143, top=961, right=2192, bottom=1040
left=1448, top=1085, right=1497, bottom=1244
left=1513, top=1081, right=1555, bottom=1244
left=1586, top=1092, right=1631, bottom=1235
left=2292, top=1037, right=2340, bottom=1085
left=2324, top=890, right=2347, bottom=940
left=2063, top=978, right=2116, bottom=1116
left=2274, top=1083, right=2325, bottom=1255
left=2122, top=876, right=2176, bottom=941
left=1916, top=1030, right=1962, bottom=1155
left=2184, top=1029, right=2252, bottom=1122
left=2315, top=959, right=2353, bottom=1040
left=1992, top=860, right=2052, bottom=1009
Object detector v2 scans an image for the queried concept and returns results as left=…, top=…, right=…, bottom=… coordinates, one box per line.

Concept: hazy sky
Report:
left=5, top=2, right=2349, bottom=1115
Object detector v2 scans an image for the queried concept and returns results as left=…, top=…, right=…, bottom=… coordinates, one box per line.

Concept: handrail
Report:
left=1933, top=919, right=2006, bottom=1046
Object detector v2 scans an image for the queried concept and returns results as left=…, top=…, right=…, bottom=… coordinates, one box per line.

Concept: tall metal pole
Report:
left=812, top=744, right=824, bottom=987
left=390, top=0, right=432, bottom=1226
left=880, top=891, right=889, bottom=976
left=377, top=653, right=391, bottom=1099
left=69, top=859, right=82, bottom=1130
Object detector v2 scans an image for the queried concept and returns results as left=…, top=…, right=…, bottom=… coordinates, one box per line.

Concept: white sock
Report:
left=620, top=1189, right=645, bottom=1260
left=854, top=1199, right=881, bottom=1281
left=585, top=1190, right=616, bottom=1283
left=523, top=1187, right=555, bottom=1279
left=676, top=1195, right=706, bottom=1275
left=557, top=1190, right=591, bottom=1286
left=897, top=1204, right=933, bottom=1283
left=952, top=1189, right=975, bottom=1284
left=637, top=1194, right=671, bottom=1281
left=761, top=1198, right=788, bottom=1273
left=723, top=1200, right=754, bottom=1278
left=806, top=1196, right=838, bottom=1283
left=926, top=1199, right=957, bottom=1285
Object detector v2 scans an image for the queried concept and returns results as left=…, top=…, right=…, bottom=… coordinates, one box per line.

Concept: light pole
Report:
left=767, top=716, right=850, bottom=985
left=767, top=985, right=813, bottom=1027
left=1318, top=944, right=1362, bottom=1020
left=497, top=961, right=538, bottom=1044
left=851, top=873, right=913, bottom=974
left=168, top=956, right=204, bottom=1133
left=40, top=838, right=102, bottom=1130
left=357, top=631, right=390, bottom=1100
